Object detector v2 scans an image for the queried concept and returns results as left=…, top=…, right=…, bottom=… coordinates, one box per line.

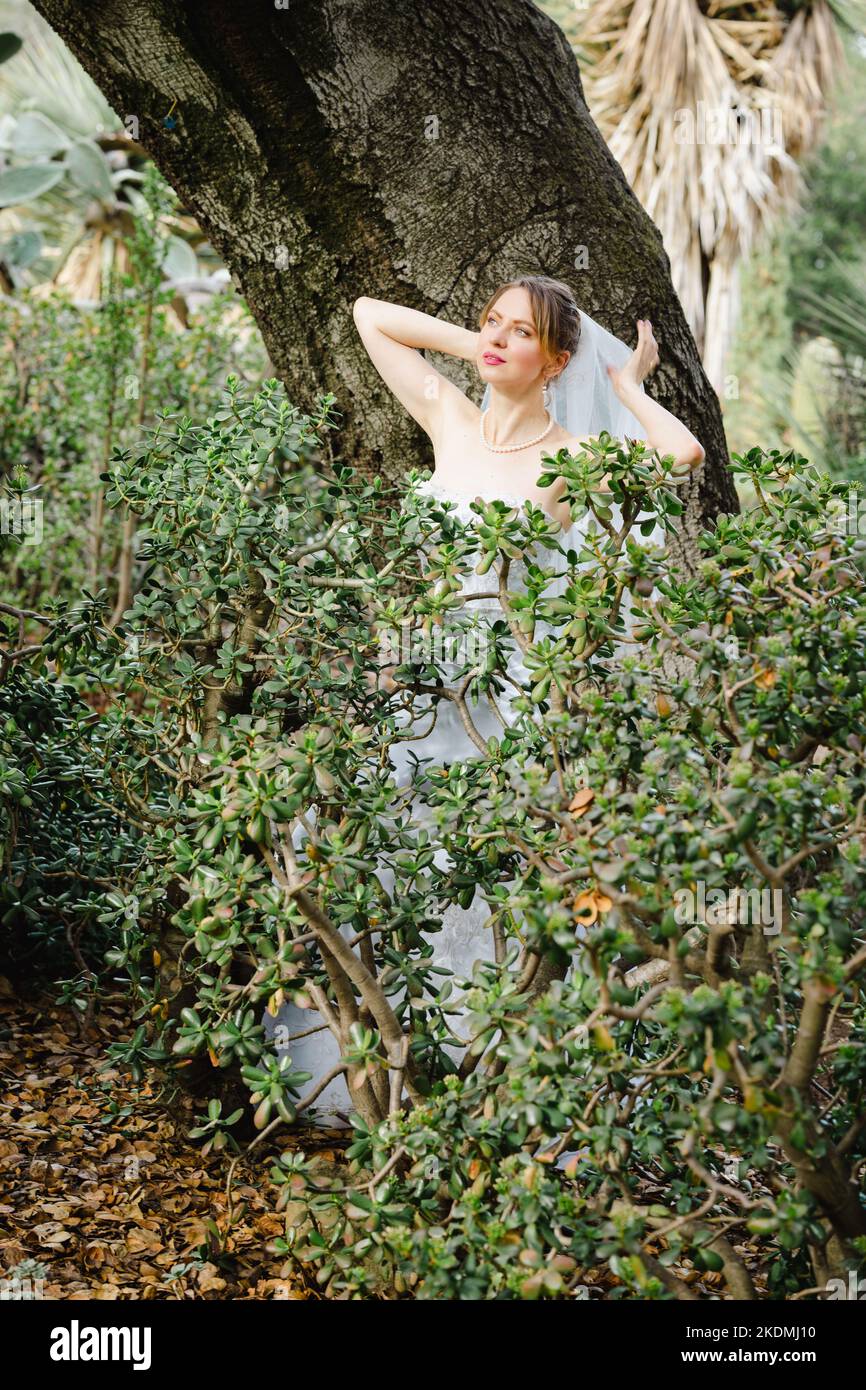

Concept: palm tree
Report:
left=543, top=0, right=850, bottom=394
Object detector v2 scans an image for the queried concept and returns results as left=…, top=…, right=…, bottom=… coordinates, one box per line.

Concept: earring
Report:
left=543, top=377, right=555, bottom=410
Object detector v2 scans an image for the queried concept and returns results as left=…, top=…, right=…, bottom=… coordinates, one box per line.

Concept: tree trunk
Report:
left=32, top=0, right=737, bottom=574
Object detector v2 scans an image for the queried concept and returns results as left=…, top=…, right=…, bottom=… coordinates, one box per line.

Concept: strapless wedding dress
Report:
left=263, top=474, right=662, bottom=1125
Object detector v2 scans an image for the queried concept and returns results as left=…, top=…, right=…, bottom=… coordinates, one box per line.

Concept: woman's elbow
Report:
left=681, top=441, right=705, bottom=469
left=668, top=441, right=705, bottom=481
left=353, top=295, right=374, bottom=322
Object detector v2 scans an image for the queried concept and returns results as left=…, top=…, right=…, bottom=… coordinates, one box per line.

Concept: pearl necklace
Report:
left=479, top=407, right=554, bottom=453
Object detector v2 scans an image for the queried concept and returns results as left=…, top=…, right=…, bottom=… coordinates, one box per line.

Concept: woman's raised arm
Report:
left=353, top=296, right=479, bottom=441
left=607, top=320, right=705, bottom=474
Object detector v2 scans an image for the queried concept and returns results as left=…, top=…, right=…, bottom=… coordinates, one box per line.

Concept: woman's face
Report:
left=477, top=286, right=565, bottom=392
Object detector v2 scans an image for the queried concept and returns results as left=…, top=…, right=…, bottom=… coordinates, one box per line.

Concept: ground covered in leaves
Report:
left=0, top=982, right=349, bottom=1300
left=0, top=982, right=784, bottom=1301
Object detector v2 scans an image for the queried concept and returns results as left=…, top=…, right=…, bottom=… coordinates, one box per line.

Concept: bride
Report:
left=352, top=275, right=704, bottom=520
left=264, top=275, right=706, bottom=1124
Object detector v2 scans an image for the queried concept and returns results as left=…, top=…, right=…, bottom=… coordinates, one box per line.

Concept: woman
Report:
left=265, top=277, right=705, bottom=1124
left=351, top=275, right=705, bottom=516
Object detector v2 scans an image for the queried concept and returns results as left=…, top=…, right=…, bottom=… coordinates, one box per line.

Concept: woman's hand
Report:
left=599, top=319, right=705, bottom=470
left=606, top=319, right=660, bottom=398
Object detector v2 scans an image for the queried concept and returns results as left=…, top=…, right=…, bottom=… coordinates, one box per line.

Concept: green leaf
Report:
left=10, top=111, right=69, bottom=158
left=0, top=32, right=23, bottom=64
left=1, top=230, right=41, bottom=268
left=66, top=140, right=115, bottom=201
left=0, top=162, right=64, bottom=206
left=162, top=233, right=198, bottom=281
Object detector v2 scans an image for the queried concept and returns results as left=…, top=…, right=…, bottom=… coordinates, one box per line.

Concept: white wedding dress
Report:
left=263, top=472, right=663, bottom=1126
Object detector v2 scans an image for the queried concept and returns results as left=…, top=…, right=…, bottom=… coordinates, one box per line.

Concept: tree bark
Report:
left=32, top=0, right=738, bottom=570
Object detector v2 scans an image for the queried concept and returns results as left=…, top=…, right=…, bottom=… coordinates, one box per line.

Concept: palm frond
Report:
left=559, top=0, right=847, bottom=384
